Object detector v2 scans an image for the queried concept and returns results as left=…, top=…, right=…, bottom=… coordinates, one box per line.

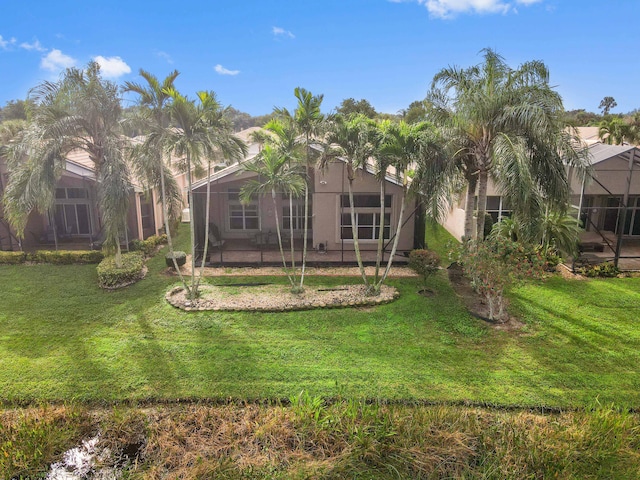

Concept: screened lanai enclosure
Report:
left=571, top=144, right=640, bottom=271
left=188, top=160, right=424, bottom=267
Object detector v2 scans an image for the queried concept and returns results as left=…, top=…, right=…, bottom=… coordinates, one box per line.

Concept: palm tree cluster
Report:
left=1, top=48, right=589, bottom=296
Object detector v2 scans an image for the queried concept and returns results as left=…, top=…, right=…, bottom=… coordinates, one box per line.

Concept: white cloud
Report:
left=393, top=0, right=543, bottom=18
left=0, top=35, right=17, bottom=50
left=41, top=49, right=76, bottom=72
left=156, top=50, right=173, bottom=64
left=93, top=55, right=131, bottom=78
left=214, top=64, right=240, bottom=76
left=272, top=26, right=295, bottom=39
left=20, top=39, right=46, bottom=52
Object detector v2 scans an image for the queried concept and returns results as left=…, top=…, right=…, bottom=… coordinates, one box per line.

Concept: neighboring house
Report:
left=441, top=140, right=640, bottom=268
left=0, top=149, right=163, bottom=251
left=188, top=137, right=421, bottom=266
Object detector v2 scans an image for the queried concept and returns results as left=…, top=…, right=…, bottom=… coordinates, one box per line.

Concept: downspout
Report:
left=341, top=161, right=345, bottom=263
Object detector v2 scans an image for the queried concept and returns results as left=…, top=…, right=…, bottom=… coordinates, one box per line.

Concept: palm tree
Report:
left=372, top=120, right=448, bottom=294
left=598, top=117, right=631, bottom=145
left=123, top=69, right=188, bottom=288
left=4, top=62, right=131, bottom=265
left=240, top=144, right=305, bottom=290
left=273, top=88, right=325, bottom=291
left=428, top=49, right=588, bottom=240
left=261, top=117, right=305, bottom=288
left=162, top=89, right=246, bottom=299
left=322, top=114, right=377, bottom=289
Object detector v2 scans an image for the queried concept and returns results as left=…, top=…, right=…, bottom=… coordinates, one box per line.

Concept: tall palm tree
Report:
left=428, top=49, right=588, bottom=240
left=273, top=88, right=325, bottom=290
left=240, top=144, right=305, bottom=290
left=4, top=62, right=131, bottom=265
left=261, top=117, right=305, bottom=288
left=123, top=69, right=188, bottom=288
left=372, top=120, right=448, bottom=293
left=162, top=89, right=246, bottom=299
left=322, top=114, right=377, bottom=289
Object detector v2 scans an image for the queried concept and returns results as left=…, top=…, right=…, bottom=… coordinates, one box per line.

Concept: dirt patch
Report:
left=446, top=263, right=523, bottom=331
left=166, top=283, right=399, bottom=312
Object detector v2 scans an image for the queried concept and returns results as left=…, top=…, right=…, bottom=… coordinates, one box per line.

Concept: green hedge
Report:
left=165, top=251, right=187, bottom=269
left=30, top=250, right=104, bottom=265
left=130, top=234, right=167, bottom=256
left=0, top=252, right=27, bottom=264
left=0, top=250, right=103, bottom=265
left=97, top=252, right=145, bottom=288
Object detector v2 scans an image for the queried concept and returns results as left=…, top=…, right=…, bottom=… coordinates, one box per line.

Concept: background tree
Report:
left=400, top=100, right=428, bottom=124
left=0, top=99, right=30, bottom=122
left=599, top=96, right=617, bottom=116
left=336, top=98, right=377, bottom=118
left=4, top=62, right=131, bottom=265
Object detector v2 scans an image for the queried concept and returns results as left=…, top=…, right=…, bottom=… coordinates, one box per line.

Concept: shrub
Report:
left=408, top=249, right=440, bottom=285
left=130, top=234, right=167, bottom=257
left=28, top=250, right=104, bottom=265
left=455, top=237, right=546, bottom=321
left=165, top=251, right=187, bottom=269
left=97, top=252, right=145, bottom=288
left=577, top=262, right=620, bottom=278
left=0, top=251, right=27, bottom=264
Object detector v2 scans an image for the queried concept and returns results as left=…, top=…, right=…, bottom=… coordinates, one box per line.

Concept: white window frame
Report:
left=339, top=194, right=392, bottom=242
left=52, top=188, right=93, bottom=236
left=227, top=188, right=260, bottom=231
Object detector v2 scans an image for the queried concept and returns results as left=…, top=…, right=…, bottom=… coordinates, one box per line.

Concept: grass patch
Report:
left=0, top=225, right=639, bottom=407
left=2, top=402, right=638, bottom=479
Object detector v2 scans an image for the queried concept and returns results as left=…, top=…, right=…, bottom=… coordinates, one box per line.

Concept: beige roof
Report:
left=575, top=126, right=602, bottom=146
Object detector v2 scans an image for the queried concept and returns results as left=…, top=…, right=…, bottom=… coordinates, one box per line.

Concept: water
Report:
left=45, top=435, right=118, bottom=480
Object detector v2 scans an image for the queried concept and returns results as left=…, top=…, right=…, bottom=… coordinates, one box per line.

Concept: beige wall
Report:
left=192, top=161, right=417, bottom=253
left=313, top=161, right=415, bottom=252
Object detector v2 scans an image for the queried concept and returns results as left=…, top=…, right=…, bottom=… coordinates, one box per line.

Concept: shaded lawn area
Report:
left=0, top=244, right=639, bottom=408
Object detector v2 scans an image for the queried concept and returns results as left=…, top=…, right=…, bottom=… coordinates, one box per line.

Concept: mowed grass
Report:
left=0, top=228, right=639, bottom=407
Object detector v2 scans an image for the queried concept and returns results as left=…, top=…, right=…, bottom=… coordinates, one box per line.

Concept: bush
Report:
left=165, top=251, right=187, bottom=269
left=97, top=252, right=145, bottom=288
left=0, top=251, right=27, bottom=264
left=408, top=249, right=440, bottom=284
left=129, top=234, right=167, bottom=257
left=29, top=250, right=104, bottom=265
left=577, top=262, right=620, bottom=278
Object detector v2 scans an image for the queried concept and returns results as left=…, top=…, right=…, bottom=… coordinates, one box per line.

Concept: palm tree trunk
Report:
left=194, top=159, right=212, bottom=293
left=374, top=178, right=385, bottom=285
left=464, top=173, right=478, bottom=240
left=186, top=151, right=197, bottom=300
left=288, top=193, right=297, bottom=285
left=348, top=177, right=369, bottom=288
left=273, top=189, right=295, bottom=288
left=299, top=169, right=310, bottom=290
left=115, top=236, right=122, bottom=268
left=160, top=163, right=190, bottom=294
left=377, top=188, right=407, bottom=292
left=476, top=169, right=489, bottom=240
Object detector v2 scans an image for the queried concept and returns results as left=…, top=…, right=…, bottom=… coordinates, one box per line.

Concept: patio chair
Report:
left=208, top=222, right=225, bottom=250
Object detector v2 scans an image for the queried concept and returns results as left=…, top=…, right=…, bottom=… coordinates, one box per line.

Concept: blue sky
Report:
left=1, top=0, right=639, bottom=116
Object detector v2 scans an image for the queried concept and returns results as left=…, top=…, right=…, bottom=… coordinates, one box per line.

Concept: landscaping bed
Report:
left=166, top=283, right=399, bottom=311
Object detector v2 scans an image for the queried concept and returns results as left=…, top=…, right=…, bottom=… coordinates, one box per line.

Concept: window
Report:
left=482, top=196, right=511, bottom=224
left=52, top=188, right=92, bottom=235
left=340, top=194, right=392, bottom=240
left=228, top=188, right=259, bottom=230
left=282, top=195, right=312, bottom=231
left=622, top=196, right=640, bottom=236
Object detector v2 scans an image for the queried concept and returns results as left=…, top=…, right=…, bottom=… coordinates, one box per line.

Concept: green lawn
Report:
left=0, top=231, right=639, bottom=408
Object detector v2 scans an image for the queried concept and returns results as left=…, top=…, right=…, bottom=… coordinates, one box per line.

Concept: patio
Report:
left=203, top=237, right=411, bottom=267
